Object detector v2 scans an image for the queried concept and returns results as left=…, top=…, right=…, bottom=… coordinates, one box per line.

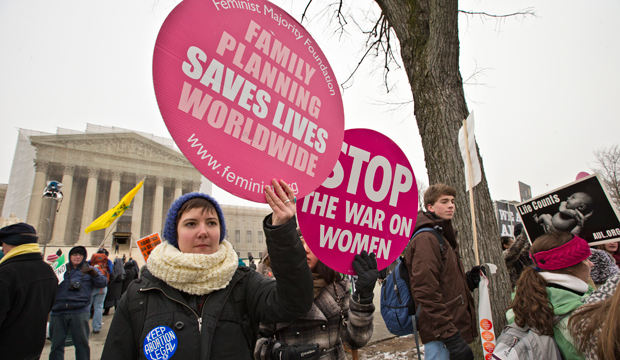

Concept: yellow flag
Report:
left=85, top=180, right=144, bottom=234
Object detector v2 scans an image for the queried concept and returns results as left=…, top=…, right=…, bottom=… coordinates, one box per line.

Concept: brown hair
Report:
left=501, top=236, right=513, bottom=250
left=175, top=197, right=219, bottom=233
left=510, top=231, right=588, bottom=336
left=298, top=228, right=341, bottom=285
left=423, top=184, right=456, bottom=209
left=314, top=260, right=342, bottom=285
left=569, top=282, right=620, bottom=359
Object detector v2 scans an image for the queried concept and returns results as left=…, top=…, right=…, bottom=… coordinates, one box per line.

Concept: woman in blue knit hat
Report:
left=102, top=179, right=314, bottom=360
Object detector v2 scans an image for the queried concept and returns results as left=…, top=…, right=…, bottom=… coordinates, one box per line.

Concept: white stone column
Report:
left=50, top=164, right=76, bottom=245
left=108, top=170, right=123, bottom=232
left=130, top=175, right=145, bottom=240
left=27, top=160, right=49, bottom=235
left=77, top=167, right=100, bottom=245
left=192, top=180, right=201, bottom=193
left=174, top=179, right=183, bottom=200
left=152, top=176, right=165, bottom=235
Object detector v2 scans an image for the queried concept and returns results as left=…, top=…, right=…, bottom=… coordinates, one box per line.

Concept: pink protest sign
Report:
left=153, top=0, right=344, bottom=203
left=296, top=129, right=418, bottom=275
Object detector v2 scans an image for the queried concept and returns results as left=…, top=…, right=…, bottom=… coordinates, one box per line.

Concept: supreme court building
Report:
left=2, top=125, right=271, bottom=259
left=3, top=125, right=207, bottom=246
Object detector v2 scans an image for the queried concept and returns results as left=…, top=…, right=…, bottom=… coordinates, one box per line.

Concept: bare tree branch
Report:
left=592, top=145, right=620, bottom=208
left=459, top=8, right=536, bottom=19
left=341, top=12, right=399, bottom=92
left=301, top=0, right=315, bottom=23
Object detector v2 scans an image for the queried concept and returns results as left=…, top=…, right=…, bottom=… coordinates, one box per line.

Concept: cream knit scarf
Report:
left=147, top=240, right=238, bottom=295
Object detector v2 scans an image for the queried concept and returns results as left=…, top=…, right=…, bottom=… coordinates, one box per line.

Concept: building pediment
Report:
left=30, top=132, right=191, bottom=167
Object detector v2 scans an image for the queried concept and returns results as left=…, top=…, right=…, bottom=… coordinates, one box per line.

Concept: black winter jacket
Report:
left=101, top=215, right=313, bottom=360
left=0, top=252, right=58, bottom=359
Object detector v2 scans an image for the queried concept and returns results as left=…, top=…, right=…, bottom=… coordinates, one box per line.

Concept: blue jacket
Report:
left=51, top=261, right=108, bottom=314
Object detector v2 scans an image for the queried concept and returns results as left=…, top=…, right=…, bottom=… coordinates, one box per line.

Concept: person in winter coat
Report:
left=254, top=231, right=377, bottom=360
left=597, top=241, right=620, bottom=266
left=404, top=184, right=480, bottom=360
left=502, top=224, right=534, bottom=288
left=121, top=258, right=139, bottom=295
left=88, top=250, right=112, bottom=334
left=257, top=248, right=274, bottom=279
left=103, top=254, right=123, bottom=315
left=569, top=272, right=620, bottom=360
left=50, top=245, right=108, bottom=360
left=588, top=247, right=618, bottom=286
left=507, top=231, right=594, bottom=360
left=101, top=179, right=313, bottom=360
left=0, top=223, right=58, bottom=359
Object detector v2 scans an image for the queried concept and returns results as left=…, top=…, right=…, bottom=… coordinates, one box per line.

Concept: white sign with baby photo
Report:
left=516, top=173, right=620, bottom=245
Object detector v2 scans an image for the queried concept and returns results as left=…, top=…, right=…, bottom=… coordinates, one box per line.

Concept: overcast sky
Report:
left=1, top=0, right=618, bottom=208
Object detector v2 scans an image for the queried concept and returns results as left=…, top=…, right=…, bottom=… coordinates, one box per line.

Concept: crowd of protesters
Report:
left=0, top=181, right=619, bottom=360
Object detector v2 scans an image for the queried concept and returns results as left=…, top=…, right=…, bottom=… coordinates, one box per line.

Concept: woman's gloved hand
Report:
left=352, top=250, right=379, bottom=304
left=270, top=341, right=320, bottom=360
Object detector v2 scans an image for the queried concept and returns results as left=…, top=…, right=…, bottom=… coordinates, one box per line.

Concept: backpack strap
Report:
left=411, top=304, right=422, bottom=360
left=412, top=227, right=445, bottom=253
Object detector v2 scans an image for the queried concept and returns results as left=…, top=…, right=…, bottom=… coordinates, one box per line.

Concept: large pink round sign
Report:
left=153, top=0, right=345, bottom=202
left=297, top=129, right=418, bottom=275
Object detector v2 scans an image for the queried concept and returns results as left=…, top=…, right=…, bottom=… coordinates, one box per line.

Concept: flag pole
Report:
left=463, top=118, right=480, bottom=266
left=97, top=215, right=122, bottom=250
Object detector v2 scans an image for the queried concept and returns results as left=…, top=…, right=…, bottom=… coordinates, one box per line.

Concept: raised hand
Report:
left=265, top=179, right=296, bottom=226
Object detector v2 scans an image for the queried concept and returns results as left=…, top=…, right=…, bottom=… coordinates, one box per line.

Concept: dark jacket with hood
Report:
left=51, top=258, right=108, bottom=314
left=121, top=259, right=139, bottom=295
left=0, top=252, right=58, bottom=359
left=101, top=215, right=313, bottom=360
left=403, top=211, right=478, bottom=344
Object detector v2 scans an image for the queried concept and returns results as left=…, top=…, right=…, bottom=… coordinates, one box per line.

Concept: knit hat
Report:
left=532, top=235, right=591, bottom=271
left=163, top=192, right=227, bottom=248
left=0, top=223, right=38, bottom=246
left=69, top=246, right=87, bottom=258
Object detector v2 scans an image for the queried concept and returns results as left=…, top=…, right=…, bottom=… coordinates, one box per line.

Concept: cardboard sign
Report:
left=137, top=233, right=163, bottom=262
left=517, top=174, right=620, bottom=245
left=297, top=129, right=418, bottom=275
left=518, top=181, right=532, bottom=202
left=495, top=201, right=522, bottom=238
left=51, top=254, right=68, bottom=284
left=153, top=0, right=345, bottom=203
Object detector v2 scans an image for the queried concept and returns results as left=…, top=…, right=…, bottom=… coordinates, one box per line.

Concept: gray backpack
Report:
left=492, top=315, right=567, bottom=360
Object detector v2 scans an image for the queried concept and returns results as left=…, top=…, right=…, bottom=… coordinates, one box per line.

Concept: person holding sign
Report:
left=101, top=179, right=313, bottom=360
left=403, top=185, right=480, bottom=360
left=254, top=231, right=377, bottom=360
left=507, top=231, right=594, bottom=359
left=0, top=223, right=58, bottom=359
left=50, top=245, right=108, bottom=360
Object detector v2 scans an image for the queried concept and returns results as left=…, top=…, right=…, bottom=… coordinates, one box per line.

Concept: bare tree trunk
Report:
left=375, top=0, right=512, bottom=341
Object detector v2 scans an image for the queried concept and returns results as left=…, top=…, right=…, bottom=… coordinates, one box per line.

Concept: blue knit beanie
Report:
left=163, top=192, right=227, bottom=248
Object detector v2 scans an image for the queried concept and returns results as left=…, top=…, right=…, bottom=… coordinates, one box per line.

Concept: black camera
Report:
left=68, top=282, right=81, bottom=291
